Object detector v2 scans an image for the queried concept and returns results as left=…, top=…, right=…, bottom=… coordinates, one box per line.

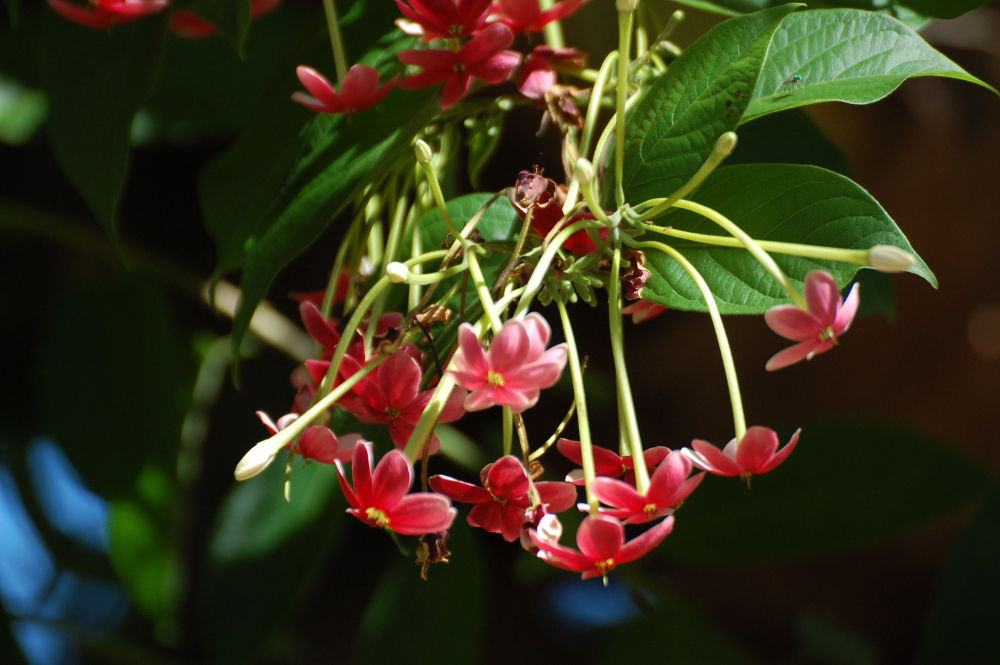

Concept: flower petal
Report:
left=387, top=493, right=457, bottom=535
left=765, top=339, right=823, bottom=372
left=804, top=270, right=841, bottom=324
left=835, top=282, right=861, bottom=335
left=370, top=449, right=414, bottom=509
left=688, top=439, right=740, bottom=476
left=486, top=456, right=530, bottom=499
left=615, top=515, right=675, bottom=565
left=576, top=515, right=624, bottom=561
left=429, top=474, right=492, bottom=503
left=765, top=305, right=819, bottom=341
left=352, top=441, right=376, bottom=507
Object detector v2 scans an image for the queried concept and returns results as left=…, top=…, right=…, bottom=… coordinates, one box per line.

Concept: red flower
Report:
left=493, top=0, right=588, bottom=35
left=682, top=426, right=800, bottom=482
left=170, top=0, right=281, bottom=39
left=336, top=441, right=457, bottom=535
left=256, top=411, right=361, bottom=464
left=517, top=46, right=586, bottom=99
left=399, top=23, right=521, bottom=109
left=47, top=0, right=168, bottom=29
left=589, top=451, right=704, bottom=524
left=292, top=65, right=396, bottom=115
left=764, top=270, right=860, bottom=371
left=430, top=456, right=576, bottom=541
left=531, top=514, right=674, bottom=580
left=337, top=351, right=466, bottom=453
left=621, top=300, right=667, bottom=324
left=556, top=438, right=669, bottom=486
left=395, top=0, right=492, bottom=39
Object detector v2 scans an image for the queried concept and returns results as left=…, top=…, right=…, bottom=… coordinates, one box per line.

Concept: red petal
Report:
left=765, top=339, right=823, bottom=371
left=575, top=515, right=624, bottom=561
left=765, top=304, right=820, bottom=341
left=689, top=439, right=740, bottom=476
left=615, top=515, right=674, bottom=565
left=295, top=65, right=343, bottom=112
left=371, top=450, right=414, bottom=509
left=388, top=494, right=457, bottom=535
left=486, top=456, right=530, bottom=499
left=352, top=441, right=375, bottom=507
left=429, top=475, right=492, bottom=503
left=804, top=270, right=841, bottom=324
left=758, top=428, right=800, bottom=473
left=297, top=426, right=340, bottom=464
left=536, top=482, right=578, bottom=513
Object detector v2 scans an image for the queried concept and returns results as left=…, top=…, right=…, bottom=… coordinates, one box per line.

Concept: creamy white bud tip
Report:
left=386, top=261, right=410, bottom=283
left=714, top=131, right=738, bottom=156
left=868, top=245, right=915, bottom=273
left=616, top=0, right=638, bottom=12
left=414, top=139, right=433, bottom=164
left=234, top=442, right=280, bottom=481
left=538, top=514, right=563, bottom=543
left=672, top=9, right=685, bottom=21
left=574, top=158, right=595, bottom=184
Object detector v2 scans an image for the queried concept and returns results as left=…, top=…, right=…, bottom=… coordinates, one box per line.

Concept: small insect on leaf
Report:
left=780, top=74, right=803, bottom=89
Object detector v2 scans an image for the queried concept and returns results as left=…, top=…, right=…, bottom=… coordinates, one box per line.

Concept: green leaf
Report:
left=465, top=105, right=505, bottom=188
left=201, top=459, right=345, bottom=665
left=666, top=1, right=973, bottom=26
left=916, top=485, right=1000, bottom=665
left=188, top=0, right=252, bottom=56
left=32, top=275, right=190, bottom=499
left=640, top=163, right=934, bottom=315
left=38, top=13, right=166, bottom=242
left=109, top=497, right=173, bottom=619
left=417, top=193, right=521, bottom=247
left=727, top=108, right=848, bottom=175
left=665, top=421, right=993, bottom=564
left=743, top=9, right=996, bottom=122
left=616, top=4, right=799, bottom=205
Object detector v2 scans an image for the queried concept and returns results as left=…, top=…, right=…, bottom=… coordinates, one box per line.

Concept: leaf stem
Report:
left=556, top=297, right=598, bottom=514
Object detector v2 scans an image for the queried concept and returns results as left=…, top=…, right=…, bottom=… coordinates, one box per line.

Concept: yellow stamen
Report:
left=487, top=371, right=505, bottom=387
left=365, top=507, right=390, bottom=528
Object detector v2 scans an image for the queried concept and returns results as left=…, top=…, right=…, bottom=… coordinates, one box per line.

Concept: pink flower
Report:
left=682, top=426, right=801, bottom=482
left=292, top=65, right=396, bottom=115
left=448, top=314, right=568, bottom=413
left=589, top=451, right=704, bottom=524
left=47, top=0, right=167, bottom=29
left=556, top=438, right=669, bottom=486
left=336, top=441, right=457, bottom=535
left=398, top=23, right=521, bottom=109
left=430, top=456, right=576, bottom=541
left=621, top=300, right=667, bottom=324
left=256, top=411, right=361, bottom=464
left=170, top=0, right=281, bottom=39
left=493, top=0, right=588, bottom=34
left=764, top=270, right=860, bottom=371
left=531, top=514, right=674, bottom=580
left=395, top=0, right=492, bottom=39
left=337, top=351, right=466, bottom=453
left=517, top=46, right=585, bottom=99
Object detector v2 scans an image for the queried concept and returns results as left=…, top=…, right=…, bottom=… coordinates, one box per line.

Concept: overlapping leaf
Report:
left=640, top=163, right=934, bottom=314
left=743, top=9, right=995, bottom=121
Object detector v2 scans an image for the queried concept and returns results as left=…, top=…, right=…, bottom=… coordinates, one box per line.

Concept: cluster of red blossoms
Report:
left=47, top=0, right=280, bottom=36
left=293, top=0, right=589, bottom=113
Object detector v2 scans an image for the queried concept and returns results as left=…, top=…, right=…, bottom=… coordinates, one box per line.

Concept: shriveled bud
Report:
left=414, top=139, right=433, bottom=164
left=386, top=261, right=410, bottom=283
left=868, top=245, right=915, bottom=273
left=234, top=440, right=282, bottom=481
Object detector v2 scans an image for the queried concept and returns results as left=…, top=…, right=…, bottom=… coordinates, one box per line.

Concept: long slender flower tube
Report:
left=336, top=441, right=457, bottom=535
left=430, top=456, right=576, bottom=541
left=764, top=270, right=860, bottom=371
left=531, top=514, right=674, bottom=580
left=682, top=427, right=801, bottom=484
left=448, top=313, right=568, bottom=413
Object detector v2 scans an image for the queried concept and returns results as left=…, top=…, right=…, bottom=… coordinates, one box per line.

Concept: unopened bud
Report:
left=574, top=158, right=595, bottom=184
left=234, top=440, right=281, bottom=481
left=868, top=245, right=915, bottom=273
left=414, top=139, right=433, bottom=164
left=386, top=261, right=410, bottom=283
left=714, top=131, right=738, bottom=157
left=537, top=514, right=563, bottom=543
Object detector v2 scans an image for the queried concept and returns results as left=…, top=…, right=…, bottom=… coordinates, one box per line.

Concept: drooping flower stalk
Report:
left=321, top=0, right=348, bottom=84
left=614, top=0, right=636, bottom=209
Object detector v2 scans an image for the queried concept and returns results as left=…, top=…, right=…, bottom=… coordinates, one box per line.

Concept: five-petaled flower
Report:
left=47, top=0, right=168, bottom=29
left=531, top=514, right=674, bottom=581
left=395, top=0, right=492, bottom=39
left=430, top=456, right=576, bottom=541
left=764, top=270, right=860, bottom=371
left=292, top=64, right=396, bottom=115
left=399, top=23, right=521, bottom=109
left=556, top=438, right=669, bottom=486
left=336, top=441, right=457, bottom=535
left=256, top=411, right=361, bottom=465
left=449, top=313, right=568, bottom=413
left=682, top=426, right=801, bottom=484
left=589, top=451, right=703, bottom=524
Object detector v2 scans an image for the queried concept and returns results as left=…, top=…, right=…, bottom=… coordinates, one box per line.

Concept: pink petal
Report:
left=380, top=353, right=422, bottom=408
left=387, top=493, right=457, bottom=535
left=451, top=324, right=489, bottom=379
left=486, top=456, right=530, bottom=499
left=438, top=386, right=470, bottom=423
left=429, top=474, right=492, bottom=503
left=295, top=65, right=343, bottom=112
left=734, top=427, right=779, bottom=474
left=804, top=271, right=841, bottom=324
left=758, top=428, right=801, bottom=473
left=576, top=515, right=624, bottom=561
left=590, top=477, right=644, bottom=512
left=464, top=389, right=499, bottom=412
left=299, top=301, right=340, bottom=348
left=834, top=282, right=860, bottom=335
left=370, top=449, right=414, bottom=509
left=489, top=319, right=530, bottom=372
left=765, top=304, right=820, bottom=341
left=645, top=452, right=692, bottom=504
left=518, top=54, right=555, bottom=99
left=521, top=313, right=553, bottom=359
left=531, top=535, right=592, bottom=572
left=689, top=440, right=741, bottom=476
left=440, top=72, right=471, bottom=109
left=500, top=504, right=527, bottom=541
left=470, top=50, right=523, bottom=83
left=335, top=458, right=359, bottom=509
left=351, top=441, right=375, bottom=507
left=765, top=339, right=823, bottom=371
left=297, top=426, right=340, bottom=464
left=536, top=482, right=577, bottom=513
left=492, top=386, right=540, bottom=413
left=459, top=23, right=514, bottom=64
left=467, top=501, right=506, bottom=534
left=615, top=515, right=675, bottom=565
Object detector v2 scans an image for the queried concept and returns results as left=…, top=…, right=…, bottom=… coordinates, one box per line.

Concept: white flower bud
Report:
left=414, top=139, right=433, bottom=164
left=386, top=261, right=410, bottom=283
left=868, top=245, right=915, bottom=273
left=574, top=158, right=595, bottom=184
left=714, top=131, right=738, bottom=157
left=234, top=441, right=281, bottom=481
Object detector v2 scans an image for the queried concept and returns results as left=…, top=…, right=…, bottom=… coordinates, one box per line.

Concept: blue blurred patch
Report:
left=546, top=577, right=642, bottom=629
left=27, top=439, right=109, bottom=551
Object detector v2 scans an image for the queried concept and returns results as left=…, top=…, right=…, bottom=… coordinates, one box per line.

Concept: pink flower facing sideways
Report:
left=531, top=514, right=674, bottom=581
left=589, top=450, right=704, bottom=524
left=449, top=313, right=568, bottom=413
left=256, top=411, right=361, bottom=465
left=395, top=0, right=492, bottom=38
left=430, top=456, right=576, bottom=541
left=682, top=426, right=801, bottom=484
left=399, top=23, right=521, bottom=109
left=556, top=438, right=669, bottom=486
left=493, top=0, right=588, bottom=35
left=336, top=441, right=457, bottom=535
left=765, top=270, right=860, bottom=371
left=292, top=65, right=396, bottom=115
left=48, top=0, right=168, bottom=29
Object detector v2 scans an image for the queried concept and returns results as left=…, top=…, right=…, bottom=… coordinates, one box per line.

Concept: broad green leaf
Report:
left=417, top=193, right=521, bottom=247
left=666, top=0, right=971, bottom=26
left=743, top=9, right=996, bottom=122
left=38, top=13, right=166, bottom=242
left=355, top=524, right=483, bottom=665
left=188, top=0, right=252, bottom=56
left=201, top=459, right=345, bottom=665
left=665, top=421, right=992, bottom=564
left=33, top=275, right=191, bottom=499
left=640, top=163, right=934, bottom=315
left=916, top=486, right=1000, bottom=665
left=615, top=4, right=798, bottom=206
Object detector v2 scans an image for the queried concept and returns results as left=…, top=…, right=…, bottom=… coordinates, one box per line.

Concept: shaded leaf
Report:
left=38, top=12, right=166, bottom=242
left=108, top=498, right=173, bottom=619
left=665, top=421, right=992, bottom=563
left=727, top=108, right=848, bottom=175
left=666, top=0, right=974, bottom=26
left=743, top=9, right=996, bottom=122
left=615, top=4, right=797, bottom=205
left=188, top=0, right=252, bottom=56
left=465, top=105, right=505, bottom=188
left=641, top=163, right=934, bottom=315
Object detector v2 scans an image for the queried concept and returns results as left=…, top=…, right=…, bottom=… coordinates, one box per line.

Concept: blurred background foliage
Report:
left=2, top=1, right=1000, bottom=663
